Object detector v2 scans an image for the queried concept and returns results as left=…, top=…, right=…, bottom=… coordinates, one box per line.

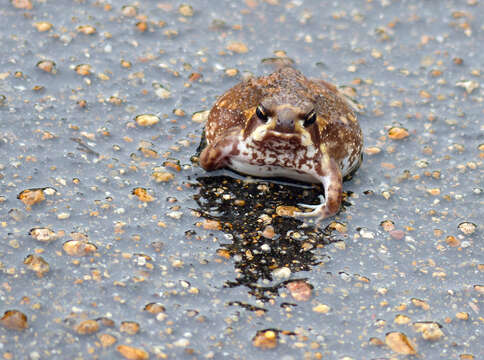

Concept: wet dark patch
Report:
left=193, top=175, right=352, bottom=301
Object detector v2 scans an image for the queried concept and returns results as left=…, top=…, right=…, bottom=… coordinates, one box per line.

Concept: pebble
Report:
left=63, top=240, right=97, bottom=256
left=178, top=4, right=194, bottom=17
left=253, top=330, right=277, bottom=349
left=413, top=322, right=444, bottom=341
left=174, top=338, right=190, bottom=347
left=388, top=126, right=409, bottom=140
left=167, top=211, right=183, bottom=219
left=226, top=42, right=249, bottom=54
left=456, top=80, right=479, bottom=94
left=57, top=212, right=70, bottom=220
left=312, top=304, right=330, bottom=314
left=120, top=321, right=140, bottom=335
left=75, top=320, right=100, bottom=335
left=385, top=332, right=416, bottom=355
left=260, top=244, right=271, bottom=252
left=135, top=114, right=160, bottom=127
left=191, top=110, right=209, bottom=123
left=272, top=267, right=291, bottom=279
left=0, top=310, right=28, bottom=331
left=17, top=188, right=45, bottom=209
left=30, top=227, right=57, bottom=242
left=359, top=228, right=375, bottom=239
left=117, top=345, right=149, bottom=360
left=458, top=222, right=476, bottom=235
left=286, top=281, right=312, bottom=301
left=23, top=255, right=50, bottom=277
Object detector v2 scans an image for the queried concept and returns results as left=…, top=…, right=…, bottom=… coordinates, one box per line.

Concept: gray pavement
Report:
left=0, top=1, right=482, bottom=359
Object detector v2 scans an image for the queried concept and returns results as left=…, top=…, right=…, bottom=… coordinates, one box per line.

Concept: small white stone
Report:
left=57, top=212, right=70, bottom=220
left=461, top=241, right=471, bottom=248
left=155, top=87, right=171, bottom=99
left=261, top=244, right=271, bottom=252
left=359, top=228, right=375, bottom=239
left=167, top=211, right=183, bottom=219
left=415, top=159, right=429, bottom=168
left=43, top=187, right=57, bottom=195
left=456, top=80, right=479, bottom=94
left=272, top=266, right=291, bottom=279
left=174, top=338, right=190, bottom=347
left=156, top=313, right=167, bottom=321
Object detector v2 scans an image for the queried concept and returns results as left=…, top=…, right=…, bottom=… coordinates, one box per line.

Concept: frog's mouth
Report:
left=261, top=122, right=315, bottom=146
left=260, top=130, right=304, bottom=145
left=249, top=121, right=314, bottom=149
left=255, top=131, right=305, bottom=151
left=264, top=129, right=301, bottom=139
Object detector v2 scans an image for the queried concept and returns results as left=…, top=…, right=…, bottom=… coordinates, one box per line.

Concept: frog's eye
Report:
left=303, top=110, right=317, bottom=127
left=256, top=105, right=269, bottom=122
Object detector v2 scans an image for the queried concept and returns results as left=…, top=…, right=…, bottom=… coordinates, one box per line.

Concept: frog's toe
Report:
left=296, top=203, right=320, bottom=210
left=293, top=209, right=319, bottom=217
left=296, top=195, right=325, bottom=211
left=293, top=196, right=327, bottom=217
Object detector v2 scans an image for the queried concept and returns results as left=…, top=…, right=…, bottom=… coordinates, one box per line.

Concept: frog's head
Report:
left=242, top=68, right=322, bottom=148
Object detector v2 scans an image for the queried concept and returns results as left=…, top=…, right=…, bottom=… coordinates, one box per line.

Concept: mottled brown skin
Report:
left=200, top=66, right=363, bottom=221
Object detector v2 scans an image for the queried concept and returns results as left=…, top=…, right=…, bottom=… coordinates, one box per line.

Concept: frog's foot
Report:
left=293, top=159, right=343, bottom=222
left=293, top=196, right=335, bottom=222
left=199, top=131, right=240, bottom=171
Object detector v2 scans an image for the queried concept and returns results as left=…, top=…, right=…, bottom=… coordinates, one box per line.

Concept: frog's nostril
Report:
left=275, top=107, right=297, bottom=133
left=275, top=117, right=294, bottom=133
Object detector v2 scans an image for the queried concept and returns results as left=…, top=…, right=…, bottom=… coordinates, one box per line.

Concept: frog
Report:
left=199, top=64, right=363, bottom=221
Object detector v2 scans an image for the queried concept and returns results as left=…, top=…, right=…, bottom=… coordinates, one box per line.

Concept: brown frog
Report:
left=199, top=65, right=363, bottom=221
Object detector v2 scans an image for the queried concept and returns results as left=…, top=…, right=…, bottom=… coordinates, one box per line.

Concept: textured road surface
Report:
left=0, top=1, right=482, bottom=359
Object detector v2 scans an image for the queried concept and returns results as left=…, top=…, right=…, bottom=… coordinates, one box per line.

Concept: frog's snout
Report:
left=274, top=106, right=298, bottom=134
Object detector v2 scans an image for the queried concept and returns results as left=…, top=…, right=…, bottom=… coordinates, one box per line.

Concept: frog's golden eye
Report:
left=256, top=105, right=269, bottom=122
left=303, top=110, right=317, bottom=127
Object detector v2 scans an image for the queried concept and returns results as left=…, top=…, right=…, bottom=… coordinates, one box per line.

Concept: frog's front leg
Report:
left=294, top=158, right=343, bottom=221
left=199, top=130, right=241, bottom=171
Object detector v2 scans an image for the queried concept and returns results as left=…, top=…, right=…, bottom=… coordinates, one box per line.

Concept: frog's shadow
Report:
left=192, top=173, right=353, bottom=301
